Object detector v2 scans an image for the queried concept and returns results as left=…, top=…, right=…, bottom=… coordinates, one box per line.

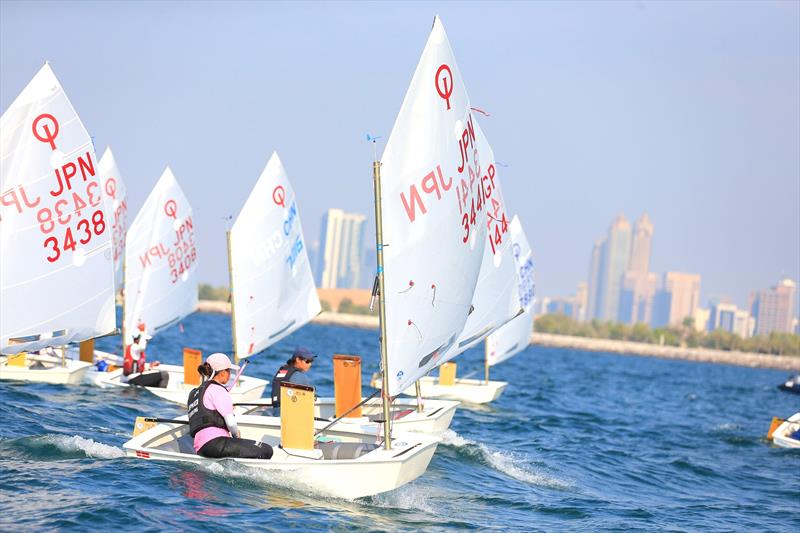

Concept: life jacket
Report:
left=271, top=364, right=298, bottom=407
left=187, top=380, right=227, bottom=437
left=123, top=344, right=145, bottom=376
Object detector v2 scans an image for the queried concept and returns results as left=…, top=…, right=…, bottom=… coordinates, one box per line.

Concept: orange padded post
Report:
left=79, top=339, right=94, bottom=363
left=767, top=417, right=784, bottom=440
left=333, top=354, right=362, bottom=418
left=280, top=382, right=314, bottom=450
left=439, top=361, right=457, bottom=386
left=183, top=348, right=202, bottom=386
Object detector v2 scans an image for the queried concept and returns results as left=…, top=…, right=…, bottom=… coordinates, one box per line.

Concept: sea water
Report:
left=1, top=312, right=798, bottom=531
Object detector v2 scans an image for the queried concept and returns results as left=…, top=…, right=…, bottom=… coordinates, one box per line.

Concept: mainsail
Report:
left=486, top=216, right=535, bottom=367
left=229, top=152, right=320, bottom=360
left=380, top=16, right=491, bottom=395
left=98, top=147, right=128, bottom=287
left=124, top=167, right=198, bottom=337
left=0, top=64, right=116, bottom=354
left=439, top=117, right=520, bottom=361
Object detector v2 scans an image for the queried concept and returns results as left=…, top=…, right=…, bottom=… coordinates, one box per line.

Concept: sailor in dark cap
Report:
left=270, top=346, right=316, bottom=414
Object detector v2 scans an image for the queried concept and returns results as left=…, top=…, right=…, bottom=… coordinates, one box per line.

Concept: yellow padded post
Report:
left=439, top=361, right=457, bottom=386
left=7, top=352, right=27, bottom=367
left=280, top=382, right=314, bottom=450
left=133, top=416, right=157, bottom=437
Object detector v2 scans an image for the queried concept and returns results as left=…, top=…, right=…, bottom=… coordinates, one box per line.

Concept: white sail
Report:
left=98, top=147, right=128, bottom=287
left=380, top=16, right=490, bottom=396
left=123, top=167, right=198, bottom=337
left=0, top=64, right=116, bottom=354
left=439, top=118, right=520, bottom=360
left=486, top=216, right=535, bottom=367
left=230, top=152, right=320, bottom=359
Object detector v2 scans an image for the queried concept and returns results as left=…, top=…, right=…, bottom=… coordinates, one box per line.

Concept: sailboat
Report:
left=0, top=64, right=116, bottom=384
left=97, top=168, right=267, bottom=404
left=370, top=118, right=526, bottom=404
left=230, top=153, right=458, bottom=434
left=124, top=16, right=479, bottom=498
left=395, top=216, right=535, bottom=404
left=77, top=146, right=128, bottom=383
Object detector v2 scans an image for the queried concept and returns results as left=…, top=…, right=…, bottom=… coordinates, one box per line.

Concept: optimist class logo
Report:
left=272, top=185, right=286, bottom=208
left=32, top=113, right=60, bottom=150
left=435, top=64, right=454, bottom=110
left=164, top=199, right=178, bottom=219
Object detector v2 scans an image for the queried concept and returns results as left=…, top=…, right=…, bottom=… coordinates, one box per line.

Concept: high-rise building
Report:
left=575, top=281, right=588, bottom=322
left=751, top=279, right=797, bottom=335
left=619, top=214, right=656, bottom=325
left=619, top=271, right=658, bottom=324
left=316, top=208, right=367, bottom=289
left=662, top=272, right=701, bottom=326
left=707, top=301, right=752, bottom=338
left=586, top=238, right=605, bottom=321
left=597, top=214, right=632, bottom=321
left=629, top=213, right=653, bottom=274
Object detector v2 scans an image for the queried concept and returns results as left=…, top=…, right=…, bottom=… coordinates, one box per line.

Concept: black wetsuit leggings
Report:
left=128, top=370, right=169, bottom=388
left=199, top=436, right=273, bottom=460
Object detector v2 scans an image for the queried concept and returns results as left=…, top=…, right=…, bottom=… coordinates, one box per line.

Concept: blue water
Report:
left=1, top=311, right=798, bottom=531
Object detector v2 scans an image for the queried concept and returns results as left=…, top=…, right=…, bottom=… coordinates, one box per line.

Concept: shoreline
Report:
left=196, top=300, right=800, bottom=371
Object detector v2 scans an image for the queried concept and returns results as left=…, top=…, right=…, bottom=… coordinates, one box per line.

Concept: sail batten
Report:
left=1, top=64, right=116, bottom=354
left=230, top=152, right=320, bottom=360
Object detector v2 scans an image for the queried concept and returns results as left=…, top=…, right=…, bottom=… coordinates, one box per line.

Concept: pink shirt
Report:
left=193, top=383, right=234, bottom=452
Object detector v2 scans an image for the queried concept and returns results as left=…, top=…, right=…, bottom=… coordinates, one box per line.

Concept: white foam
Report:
left=368, top=484, right=437, bottom=512
left=441, top=430, right=571, bottom=490
left=42, top=434, right=125, bottom=459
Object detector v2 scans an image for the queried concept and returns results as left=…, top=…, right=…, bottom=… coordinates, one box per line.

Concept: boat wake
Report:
left=367, top=484, right=439, bottom=512
left=1, top=434, right=125, bottom=460
left=441, top=429, right=571, bottom=490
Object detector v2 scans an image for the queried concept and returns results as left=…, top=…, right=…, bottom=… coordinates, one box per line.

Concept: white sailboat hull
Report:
left=772, top=413, right=800, bottom=449
left=0, top=356, right=92, bottom=385
left=123, top=414, right=439, bottom=499
left=240, top=396, right=459, bottom=436
left=373, top=375, right=507, bottom=405
left=95, top=356, right=267, bottom=405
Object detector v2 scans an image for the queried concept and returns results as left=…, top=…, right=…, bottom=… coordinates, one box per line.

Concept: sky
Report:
left=2, top=1, right=798, bottom=310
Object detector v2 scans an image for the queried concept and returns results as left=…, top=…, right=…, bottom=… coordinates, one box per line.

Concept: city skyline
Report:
left=2, top=2, right=797, bottom=310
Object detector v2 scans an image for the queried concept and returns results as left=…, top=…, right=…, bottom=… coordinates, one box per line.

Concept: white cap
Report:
left=207, top=352, right=239, bottom=373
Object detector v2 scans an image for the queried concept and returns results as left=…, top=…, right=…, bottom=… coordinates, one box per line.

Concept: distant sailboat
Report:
left=228, top=151, right=321, bottom=363
left=77, top=146, right=129, bottom=380
left=98, top=168, right=266, bottom=404
left=0, top=64, right=116, bottom=384
left=380, top=215, right=535, bottom=403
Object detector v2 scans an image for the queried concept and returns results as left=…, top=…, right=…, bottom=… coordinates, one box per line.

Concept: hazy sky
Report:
left=2, top=1, right=798, bottom=309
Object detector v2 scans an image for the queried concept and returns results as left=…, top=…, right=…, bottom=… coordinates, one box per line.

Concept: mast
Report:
left=121, top=256, right=126, bottom=356
left=372, top=158, right=392, bottom=450
left=226, top=230, right=239, bottom=364
left=484, top=339, right=490, bottom=384
left=415, top=381, right=423, bottom=413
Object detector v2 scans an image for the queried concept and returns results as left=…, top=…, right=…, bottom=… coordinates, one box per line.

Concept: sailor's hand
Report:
left=150, top=361, right=160, bottom=368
